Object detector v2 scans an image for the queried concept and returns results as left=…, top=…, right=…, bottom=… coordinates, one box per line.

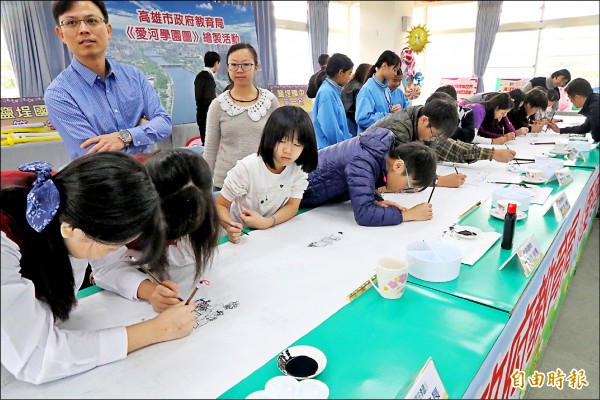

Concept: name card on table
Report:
left=555, top=168, right=573, bottom=186
left=396, top=357, right=448, bottom=399
left=516, top=234, right=543, bottom=277
left=554, top=192, right=571, bottom=218
left=567, top=147, right=585, bottom=162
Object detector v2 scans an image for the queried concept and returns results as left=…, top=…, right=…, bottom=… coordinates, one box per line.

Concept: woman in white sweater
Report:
left=203, top=43, right=279, bottom=190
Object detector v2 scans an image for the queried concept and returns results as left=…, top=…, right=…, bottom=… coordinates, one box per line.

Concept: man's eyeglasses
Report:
left=59, top=16, right=106, bottom=30
left=403, top=165, right=419, bottom=193
left=423, top=125, right=438, bottom=144
left=227, top=63, right=255, bottom=72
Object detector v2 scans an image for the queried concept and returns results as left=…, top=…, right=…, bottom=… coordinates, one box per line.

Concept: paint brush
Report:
left=224, top=221, right=249, bottom=236
left=427, top=182, right=436, bottom=203
left=185, top=279, right=211, bottom=305
left=543, top=110, right=556, bottom=133
left=507, top=144, right=520, bottom=166
left=140, top=266, right=185, bottom=302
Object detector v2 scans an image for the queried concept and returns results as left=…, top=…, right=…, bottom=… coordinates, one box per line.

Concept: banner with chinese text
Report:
left=105, top=1, right=259, bottom=124
left=268, top=85, right=313, bottom=112
left=439, top=77, right=479, bottom=101
left=496, top=78, right=529, bottom=93
left=1, top=97, right=53, bottom=130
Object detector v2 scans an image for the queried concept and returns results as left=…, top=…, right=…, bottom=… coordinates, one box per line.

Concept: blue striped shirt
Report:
left=44, top=57, right=172, bottom=159
left=312, top=78, right=351, bottom=149
left=355, top=75, right=393, bottom=134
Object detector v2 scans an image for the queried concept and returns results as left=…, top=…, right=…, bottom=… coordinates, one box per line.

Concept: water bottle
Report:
left=501, top=203, right=517, bottom=250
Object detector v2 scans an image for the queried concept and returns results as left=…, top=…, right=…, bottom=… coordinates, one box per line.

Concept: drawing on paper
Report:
left=193, top=298, right=239, bottom=329
left=308, top=232, right=344, bottom=248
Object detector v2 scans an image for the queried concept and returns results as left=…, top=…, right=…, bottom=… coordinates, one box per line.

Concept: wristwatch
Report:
left=118, top=129, right=132, bottom=147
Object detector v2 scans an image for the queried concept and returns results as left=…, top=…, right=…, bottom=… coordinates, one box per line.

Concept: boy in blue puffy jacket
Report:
left=301, top=127, right=437, bottom=226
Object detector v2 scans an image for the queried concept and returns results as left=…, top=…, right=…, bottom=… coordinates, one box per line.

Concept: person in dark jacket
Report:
left=507, top=87, right=548, bottom=135
left=194, top=51, right=221, bottom=144
left=547, top=78, right=599, bottom=142
left=300, top=127, right=437, bottom=226
left=307, top=54, right=329, bottom=98
left=521, top=69, right=571, bottom=113
left=341, top=63, right=372, bottom=136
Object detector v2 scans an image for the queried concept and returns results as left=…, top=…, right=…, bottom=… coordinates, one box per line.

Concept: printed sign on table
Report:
left=439, top=77, right=479, bottom=101
left=396, top=357, right=448, bottom=399
left=516, top=234, right=543, bottom=277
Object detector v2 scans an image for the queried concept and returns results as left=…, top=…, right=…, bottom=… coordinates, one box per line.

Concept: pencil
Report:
left=347, top=275, right=377, bottom=302
left=224, top=221, right=249, bottom=236
left=427, top=182, right=436, bottom=203
left=454, top=165, right=459, bottom=174
left=140, top=266, right=185, bottom=302
left=531, top=142, right=556, bottom=145
left=458, top=200, right=482, bottom=220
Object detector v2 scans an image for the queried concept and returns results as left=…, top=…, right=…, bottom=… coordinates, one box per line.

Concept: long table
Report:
left=2, top=130, right=598, bottom=399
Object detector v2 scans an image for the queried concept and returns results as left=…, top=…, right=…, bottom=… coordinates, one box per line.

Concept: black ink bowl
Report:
left=277, top=345, right=327, bottom=380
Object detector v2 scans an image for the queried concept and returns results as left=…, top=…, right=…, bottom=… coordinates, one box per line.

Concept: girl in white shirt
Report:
left=91, top=149, right=220, bottom=312
left=216, top=106, right=319, bottom=244
left=0, top=153, right=196, bottom=384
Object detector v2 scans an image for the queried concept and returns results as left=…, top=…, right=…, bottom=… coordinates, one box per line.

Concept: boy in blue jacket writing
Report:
left=301, top=127, right=437, bottom=226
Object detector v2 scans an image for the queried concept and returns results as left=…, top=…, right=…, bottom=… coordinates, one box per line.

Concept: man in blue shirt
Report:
left=45, top=0, right=172, bottom=160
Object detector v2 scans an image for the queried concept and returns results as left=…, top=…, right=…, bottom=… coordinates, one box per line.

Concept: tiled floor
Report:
left=526, top=219, right=599, bottom=399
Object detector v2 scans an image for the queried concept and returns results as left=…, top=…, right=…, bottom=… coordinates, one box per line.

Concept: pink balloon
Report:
left=558, top=86, right=572, bottom=111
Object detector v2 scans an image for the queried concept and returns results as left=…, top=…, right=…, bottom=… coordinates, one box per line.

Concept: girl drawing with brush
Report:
left=91, top=148, right=220, bottom=313
left=216, top=106, right=319, bottom=244
left=1, top=153, right=197, bottom=384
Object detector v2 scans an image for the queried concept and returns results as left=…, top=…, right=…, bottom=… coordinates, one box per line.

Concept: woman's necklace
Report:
left=229, top=86, right=260, bottom=103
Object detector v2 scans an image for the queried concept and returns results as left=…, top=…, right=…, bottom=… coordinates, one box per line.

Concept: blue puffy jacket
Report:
left=301, top=127, right=404, bottom=226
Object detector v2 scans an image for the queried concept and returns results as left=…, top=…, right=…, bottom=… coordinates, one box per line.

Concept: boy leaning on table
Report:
left=547, top=78, right=600, bottom=142
left=370, top=94, right=517, bottom=188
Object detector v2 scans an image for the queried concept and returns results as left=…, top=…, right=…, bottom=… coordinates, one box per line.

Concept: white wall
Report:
left=358, top=1, right=414, bottom=64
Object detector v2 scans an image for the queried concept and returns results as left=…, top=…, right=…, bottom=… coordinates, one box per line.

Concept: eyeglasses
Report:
left=59, top=16, right=107, bottom=30
left=227, top=63, right=255, bottom=72
left=403, top=165, right=419, bottom=193
left=424, top=125, right=438, bottom=144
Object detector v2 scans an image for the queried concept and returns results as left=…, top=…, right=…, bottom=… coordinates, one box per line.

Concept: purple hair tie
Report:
left=17, top=161, right=60, bottom=232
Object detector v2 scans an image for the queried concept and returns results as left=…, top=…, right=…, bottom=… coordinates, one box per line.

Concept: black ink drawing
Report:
left=308, top=232, right=344, bottom=248
left=193, top=298, right=239, bottom=329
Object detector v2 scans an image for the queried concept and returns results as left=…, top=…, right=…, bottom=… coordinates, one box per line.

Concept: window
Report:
left=538, top=26, right=599, bottom=88
left=413, top=0, right=599, bottom=104
left=275, top=29, right=312, bottom=85
left=543, top=1, right=600, bottom=20
left=273, top=1, right=307, bottom=23
left=426, top=2, right=477, bottom=31
left=1, top=26, right=19, bottom=98
left=420, top=32, right=475, bottom=103
left=500, top=1, right=543, bottom=24
left=328, top=1, right=360, bottom=66
left=484, top=31, right=539, bottom=91
left=273, top=1, right=311, bottom=85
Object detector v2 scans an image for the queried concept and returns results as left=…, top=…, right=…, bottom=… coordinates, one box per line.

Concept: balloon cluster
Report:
left=400, top=47, right=424, bottom=100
